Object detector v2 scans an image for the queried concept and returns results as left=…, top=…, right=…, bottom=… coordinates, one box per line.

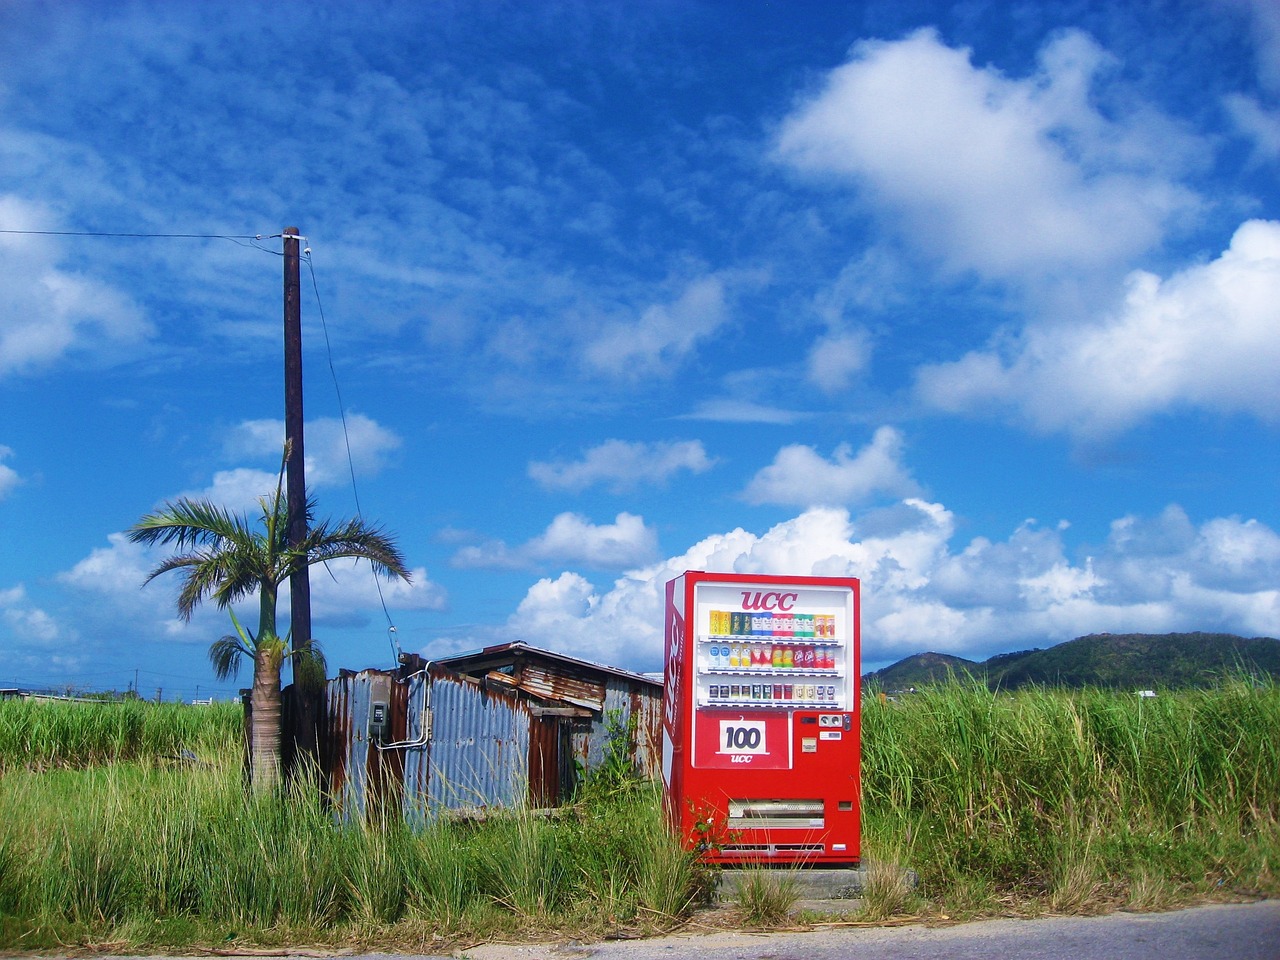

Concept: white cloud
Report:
left=681, top=399, right=806, bottom=424
left=1235, top=0, right=1280, bottom=92
left=177, top=468, right=281, bottom=514
left=1, top=584, right=61, bottom=645
left=915, top=219, right=1280, bottom=434
left=775, top=29, right=1200, bottom=283
left=583, top=275, right=729, bottom=378
left=452, top=512, right=659, bottom=570
left=0, top=197, right=153, bottom=377
left=1224, top=93, right=1280, bottom=162
left=224, top=414, right=402, bottom=487
left=529, top=439, right=715, bottom=493
left=307, top=560, right=448, bottom=626
left=55, top=528, right=447, bottom=645
left=742, top=426, right=918, bottom=507
left=0, top=446, right=21, bottom=500
left=807, top=330, right=870, bottom=393
left=491, top=501, right=1280, bottom=672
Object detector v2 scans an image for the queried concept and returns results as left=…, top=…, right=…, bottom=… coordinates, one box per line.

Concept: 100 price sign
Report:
left=719, top=719, right=767, bottom=755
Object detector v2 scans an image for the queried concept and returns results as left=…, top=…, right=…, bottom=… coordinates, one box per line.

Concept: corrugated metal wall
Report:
left=415, top=666, right=533, bottom=820
left=316, top=663, right=661, bottom=823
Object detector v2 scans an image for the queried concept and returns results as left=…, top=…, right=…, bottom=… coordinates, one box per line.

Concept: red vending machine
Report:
left=662, top=571, right=861, bottom=865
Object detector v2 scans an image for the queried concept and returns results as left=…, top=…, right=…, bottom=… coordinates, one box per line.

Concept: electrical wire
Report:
left=0, top=227, right=279, bottom=249
left=301, top=245, right=400, bottom=646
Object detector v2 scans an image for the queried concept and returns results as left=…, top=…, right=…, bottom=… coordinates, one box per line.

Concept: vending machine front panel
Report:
left=663, top=571, right=861, bottom=866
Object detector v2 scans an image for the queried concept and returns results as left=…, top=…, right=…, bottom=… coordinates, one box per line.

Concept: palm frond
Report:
left=128, top=498, right=253, bottom=550
left=300, top=518, right=412, bottom=582
left=290, top=637, right=328, bottom=692
left=209, top=635, right=250, bottom=681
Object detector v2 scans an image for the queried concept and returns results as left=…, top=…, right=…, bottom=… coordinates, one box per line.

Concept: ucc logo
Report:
left=740, top=591, right=798, bottom=611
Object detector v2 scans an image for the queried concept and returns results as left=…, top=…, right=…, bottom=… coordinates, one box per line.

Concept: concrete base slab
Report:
left=717, top=864, right=868, bottom=901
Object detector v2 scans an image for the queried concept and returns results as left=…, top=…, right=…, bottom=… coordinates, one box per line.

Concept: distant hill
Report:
left=864, top=632, right=1280, bottom=691
left=864, top=651, right=982, bottom=689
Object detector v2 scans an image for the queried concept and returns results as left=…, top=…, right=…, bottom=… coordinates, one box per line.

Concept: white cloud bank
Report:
left=453, top=512, right=659, bottom=571
left=225, top=414, right=402, bottom=487
left=0, top=197, right=152, bottom=377
left=454, top=501, right=1280, bottom=672
left=529, top=439, right=715, bottom=493
left=775, top=29, right=1199, bottom=284
left=742, top=427, right=919, bottom=507
left=915, top=219, right=1280, bottom=434
left=583, top=275, right=729, bottom=378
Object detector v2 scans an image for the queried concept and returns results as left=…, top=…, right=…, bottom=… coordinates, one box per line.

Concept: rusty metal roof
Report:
left=435, top=641, right=663, bottom=697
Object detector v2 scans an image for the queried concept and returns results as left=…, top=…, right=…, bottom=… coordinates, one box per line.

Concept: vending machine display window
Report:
left=661, top=571, right=860, bottom=865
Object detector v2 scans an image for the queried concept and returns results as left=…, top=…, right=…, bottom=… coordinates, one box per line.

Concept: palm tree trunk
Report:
left=250, top=644, right=283, bottom=793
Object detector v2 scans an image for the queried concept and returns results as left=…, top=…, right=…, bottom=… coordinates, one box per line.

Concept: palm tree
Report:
left=129, top=468, right=411, bottom=793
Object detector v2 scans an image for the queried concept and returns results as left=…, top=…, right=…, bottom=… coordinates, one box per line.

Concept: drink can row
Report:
left=707, top=643, right=838, bottom=670
left=707, top=683, right=839, bottom=703
left=710, top=610, right=839, bottom=639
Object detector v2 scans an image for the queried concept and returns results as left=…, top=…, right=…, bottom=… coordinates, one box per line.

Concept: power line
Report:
left=302, top=248, right=400, bottom=650
left=0, top=228, right=275, bottom=240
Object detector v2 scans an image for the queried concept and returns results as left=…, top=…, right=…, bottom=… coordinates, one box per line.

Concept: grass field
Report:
left=0, top=682, right=1276, bottom=950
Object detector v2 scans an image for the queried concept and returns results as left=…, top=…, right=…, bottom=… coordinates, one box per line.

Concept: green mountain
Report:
left=864, top=632, right=1280, bottom=691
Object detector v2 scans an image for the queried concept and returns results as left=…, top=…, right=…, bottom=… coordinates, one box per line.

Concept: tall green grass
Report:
left=1, top=685, right=1277, bottom=948
left=0, top=699, right=241, bottom=768
left=0, top=719, right=701, bottom=949
left=860, top=680, right=1280, bottom=915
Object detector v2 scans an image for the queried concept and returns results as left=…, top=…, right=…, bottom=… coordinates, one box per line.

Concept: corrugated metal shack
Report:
left=315, top=642, right=662, bottom=823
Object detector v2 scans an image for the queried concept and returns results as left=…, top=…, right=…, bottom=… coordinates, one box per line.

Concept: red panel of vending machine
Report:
left=661, top=571, right=861, bottom=865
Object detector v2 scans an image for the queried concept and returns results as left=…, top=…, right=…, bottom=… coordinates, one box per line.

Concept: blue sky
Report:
left=1, top=0, right=1277, bottom=701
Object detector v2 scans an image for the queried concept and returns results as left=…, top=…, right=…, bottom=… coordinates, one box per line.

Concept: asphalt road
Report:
left=449, top=901, right=1280, bottom=960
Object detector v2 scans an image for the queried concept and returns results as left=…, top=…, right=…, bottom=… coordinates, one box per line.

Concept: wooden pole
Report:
left=282, top=227, right=316, bottom=768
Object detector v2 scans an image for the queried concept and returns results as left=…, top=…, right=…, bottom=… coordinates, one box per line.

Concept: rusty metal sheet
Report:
left=512, top=661, right=606, bottom=711
left=420, top=668, right=532, bottom=817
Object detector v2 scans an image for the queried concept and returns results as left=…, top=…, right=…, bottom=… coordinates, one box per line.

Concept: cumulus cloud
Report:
left=487, top=501, right=1280, bottom=672
left=807, top=330, right=870, bottom=393
left=57, top=528, right=447, bottom=643
left=583, top=275, right=729, bottom=378
left=775, top=28, right=1200, bottom=283
left=529, top=439, right=715, bottom=493
left=915, top=219, right=1280, bottom=434
left=742, top=426, right=919, bottom=507
left=0, top=197, right=153, bottom=377
left=224, top=414, right=402, bottom=486
left=1, top=584, right=62, bottom=645
left=452, top=512, right=659, bottom=570
left=176, top=468, right=281, bottom=514
left=0, top=446, right=21, bottom=500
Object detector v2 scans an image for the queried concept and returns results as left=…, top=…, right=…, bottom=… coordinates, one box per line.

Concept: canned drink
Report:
left=763, top=683, right=772, bottom=701
left=773, top=683, right=783, bottom=700
left=783, top=683, right=793, bottom=700
left=826, top=684, right=836, bottom=702
left=751, top=683, right=762, bottom=701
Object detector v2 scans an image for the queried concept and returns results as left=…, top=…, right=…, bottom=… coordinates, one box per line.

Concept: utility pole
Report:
left=283, top=226, right=317, bottom=772
left=283, top=227, right=312, bottom=658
